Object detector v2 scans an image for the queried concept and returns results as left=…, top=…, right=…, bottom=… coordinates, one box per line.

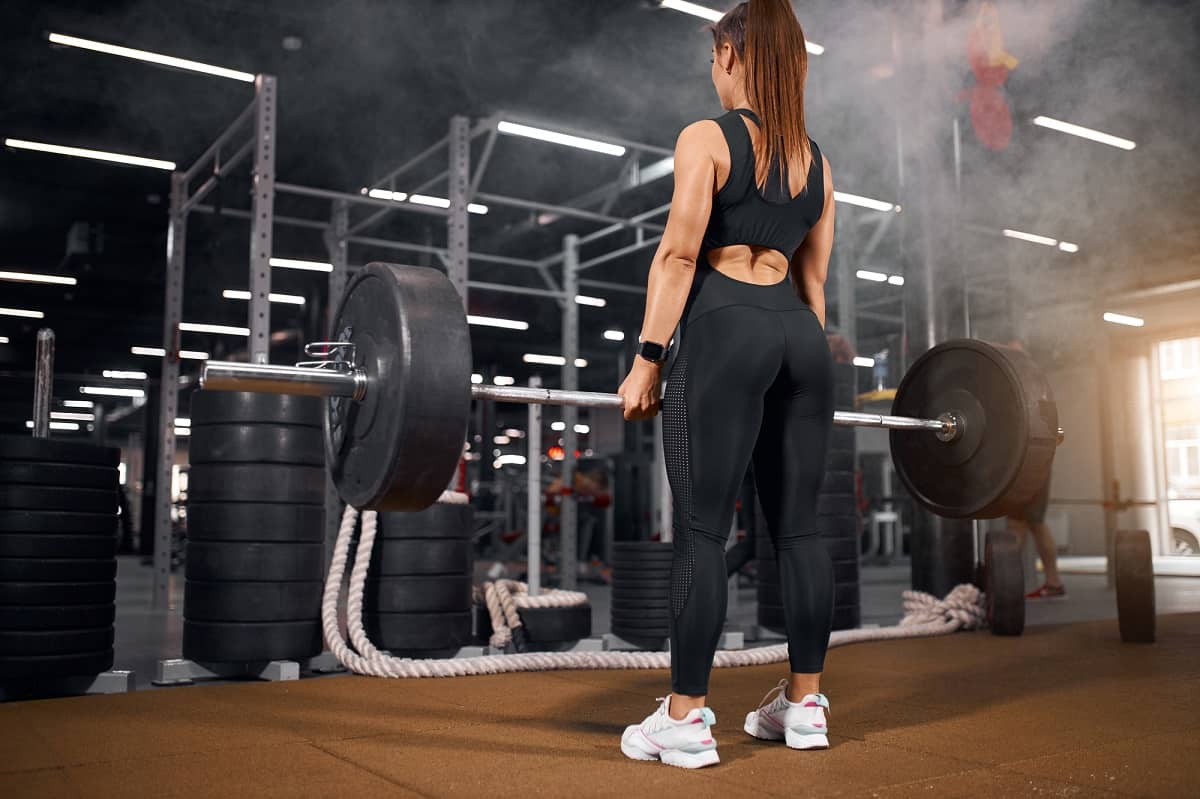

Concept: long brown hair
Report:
left=710, top=0, right=811, bottom=191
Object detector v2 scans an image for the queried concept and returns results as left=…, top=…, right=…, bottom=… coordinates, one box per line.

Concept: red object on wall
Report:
left=963, top=2, right=1018, bottom=151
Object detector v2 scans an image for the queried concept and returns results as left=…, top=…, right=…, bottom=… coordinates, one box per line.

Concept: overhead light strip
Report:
left=4, top=138, right=175, bottom=170
left=48, top=32, right=255, bottom=83
left=80, top=386, right=145, bottom=398
left=102, top=370, right=148, bottom=380
left=497, top=121, right=626, bottom=157
left=1002, top=229, right=1057, bottom=247
left=834, top=192, right=897, bottom=212
left=468, top=315, right=530, bottom=331
left=269, top=257, right=333, bottom=273
left=131, top=346, right=209, bottom=360
left=26, top=421, right=81, bottom=431
left=1032, top=116, right=1135, bottom=150
left=222, top=289, right=306, bottom=306
left=658, top=2, right=823, bottom=53
left=1103, top=312, right=1144, bottom=328
left=0, top=307, right=45, bottom=319
left=179, top=322, right=250, bottom=336
left=0, top=270, right=76, bottom=286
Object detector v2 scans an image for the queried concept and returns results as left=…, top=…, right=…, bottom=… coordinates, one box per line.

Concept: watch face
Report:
left=639, top=341, right=666, bottom=362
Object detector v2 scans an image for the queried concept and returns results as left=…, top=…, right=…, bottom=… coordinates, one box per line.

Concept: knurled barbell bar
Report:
left=198, top=263, right=1064, bottom=519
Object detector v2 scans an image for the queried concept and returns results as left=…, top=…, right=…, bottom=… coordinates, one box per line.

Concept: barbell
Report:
left=199, top=262, right=1063, bottom=519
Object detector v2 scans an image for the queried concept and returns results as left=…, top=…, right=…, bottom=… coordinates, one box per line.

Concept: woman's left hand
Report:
left=617, top=358, right=662, bottom=421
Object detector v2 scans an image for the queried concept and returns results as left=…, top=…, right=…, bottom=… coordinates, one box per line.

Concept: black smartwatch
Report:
left=636, top=339, right=669, bottom=365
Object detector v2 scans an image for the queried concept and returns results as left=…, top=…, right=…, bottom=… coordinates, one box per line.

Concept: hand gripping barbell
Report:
left=199, top=263, right=1063, bottom=518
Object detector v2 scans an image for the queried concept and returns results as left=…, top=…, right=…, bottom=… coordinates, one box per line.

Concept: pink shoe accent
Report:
left=700, top=739, right=714, bottom=745
left=691, top=718, right=704, bottom=725
left=803, top=701, right=822, bottom=708
left=812, top=723, right=825, bottom=728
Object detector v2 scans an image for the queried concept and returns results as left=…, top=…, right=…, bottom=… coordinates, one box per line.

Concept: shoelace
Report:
left=757, top=679, right=790, bottom=713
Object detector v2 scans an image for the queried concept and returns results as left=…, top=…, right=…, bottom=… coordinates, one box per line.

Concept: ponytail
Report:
left=711, top=0, right=811, bottom=190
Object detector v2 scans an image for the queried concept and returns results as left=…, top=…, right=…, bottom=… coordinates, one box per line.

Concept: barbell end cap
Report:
left=936, top=412, right=962, bottom=443
left=352, top=369, right=368, bottom=402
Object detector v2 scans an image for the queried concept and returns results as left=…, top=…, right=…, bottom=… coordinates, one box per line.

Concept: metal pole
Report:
left=447, top=115, right=471, bottom=309
left=527, top=375, right=543, bottom=596
left=248, top=75, right=277, bottom=364
left=560, top=233, right=580, bottom=590
left=31, top=329, right=54, bottom=438
left=153, top=172, right=188, bottom=609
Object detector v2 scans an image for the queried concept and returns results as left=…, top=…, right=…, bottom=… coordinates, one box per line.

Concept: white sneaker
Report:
left=743, top=679, right=830, bottom=750
left=621, top=695, right=720, bottom=769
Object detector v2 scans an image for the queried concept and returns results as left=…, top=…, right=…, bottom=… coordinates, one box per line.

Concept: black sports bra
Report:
left=700, top=109, right=825, bottom=263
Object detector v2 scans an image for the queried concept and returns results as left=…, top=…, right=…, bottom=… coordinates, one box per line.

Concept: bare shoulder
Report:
left=821, top=153, right=834, bottom=191
left=676, top=119, right=723, bottom=154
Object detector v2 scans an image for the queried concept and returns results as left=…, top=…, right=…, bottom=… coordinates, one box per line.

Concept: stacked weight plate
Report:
left=0, top=436, right=120, bottom=680
left=759, top=362, right=861, bottom=632
left=610, top=541, right=672, bottom=644
left=365, top=503, right=474, bottom=657
left=184, top=392, right=325, bottom=663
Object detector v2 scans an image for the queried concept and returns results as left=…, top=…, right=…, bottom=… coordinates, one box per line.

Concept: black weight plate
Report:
left=611, top=630, right=670, bottom=644
left=518, top=605, right=592, bottom=642
left=376, top=503, right=474, bottom=540
left=185, top=503, right=324, bottom=543
left=364, top=575, right=472, bottom=613
left=0, top=582, right=115, bottom=606
left=833, top=557, right=860, bottom=584
left=0, top=486, right=117, bottom=514
left=189, top=424, right=325, bottom=466
left=817, top=493, right=857, bottom=517
left=183, top=620, right=322, bottom=662
left=611, top=559, right=675, bottom=574
left=1115, top=529, right=1155, bottom=643
left=612, top=549, right=676, bottom=563
left=0, top=558, right=117, bottom=582
left=826, top=449, right=855, bottom=472
left=184, top=580, right=322, bottom=623
left=611, top=601, right=671, bottom=614
left=829, top=425, right=855, bottom=451
left=0, top=649, right=113, bottom=679
left=369, top=539, right=471, bottom=576
left=188, top=463, right=325, bottom=504
left=185, top=542, right=324, bottom=582
left=0, top=627, right=114, bottom=656
left=832, top=604, right=860, bottom=631
left=0, top=435, right=119, bottom=468
left=0, top=603, right=114, bottom=631
left=0, top=534, right=117, bottom=560
left=821, top=470, right=855, bottom=495
left=817, top=514, right=862, bottom=536
left=891, top=339, right=1058, bottom=520
left=365, top=611, right=473, bottom=652
left=823, top=538, right=859, bottom=561
left=984, top=530, right=1024, bottom=636
left=0, top=461, right=118, bottom=490
left=611, top=587, right=669, bottom=602
left=611, top=571, right=672, bottom=585
left=327, top=263, right=472, bottom=512
left=190, top=391, right=322, bottom=428
left=611, top=622, right=671, bottom=635
left=611, top=582, right=672, bottom=598
left=0, top=511, right=117, bottom=535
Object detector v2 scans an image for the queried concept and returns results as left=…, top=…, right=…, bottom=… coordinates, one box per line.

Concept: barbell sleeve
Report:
left=200, top=360, right=959, bottom=437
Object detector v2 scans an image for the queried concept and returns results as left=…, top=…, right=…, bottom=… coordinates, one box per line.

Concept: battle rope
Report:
left=321, top=504, right=988, bottom=679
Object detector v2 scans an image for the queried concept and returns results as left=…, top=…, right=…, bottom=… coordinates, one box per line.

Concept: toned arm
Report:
left=790, top=154, right=835, bottom=327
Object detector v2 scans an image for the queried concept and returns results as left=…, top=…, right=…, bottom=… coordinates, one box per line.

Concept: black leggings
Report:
left=664, top=268, right=834, bottom=696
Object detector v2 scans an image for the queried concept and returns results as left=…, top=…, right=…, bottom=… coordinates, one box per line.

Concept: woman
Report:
left=616, top=0, right=836, bottom=769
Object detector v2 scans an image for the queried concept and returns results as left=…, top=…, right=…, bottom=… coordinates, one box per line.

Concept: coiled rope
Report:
left=320, top=504, right=988, bottom=679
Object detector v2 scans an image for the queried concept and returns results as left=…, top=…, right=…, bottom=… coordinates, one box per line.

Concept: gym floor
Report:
left=2, top=559, right=1199, bottom=797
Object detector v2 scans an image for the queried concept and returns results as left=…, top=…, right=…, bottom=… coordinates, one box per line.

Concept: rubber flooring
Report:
left=2, top=613, right=1197, bottom=797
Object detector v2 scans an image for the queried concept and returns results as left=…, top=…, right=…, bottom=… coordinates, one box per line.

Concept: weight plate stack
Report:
left=610, top=541, right=672, bottom=644
left=363, top=504, right=474, bottom=656
left=0, top=435, right=120, bottom=680
left=183, top=392, right=326, bottom=663
left=756, top=363, right=862, bottom=634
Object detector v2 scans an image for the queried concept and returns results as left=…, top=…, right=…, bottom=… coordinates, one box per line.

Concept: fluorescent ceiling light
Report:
left=51, top=411, right=94, bottom=421
left=175, top=417, right=191, bottom=427
left=0, top=337, right=8, bottom=344
left=1003, top=228, right=1057, bottom=247
left=856, top=270, right=888, bottom=282
left=497, top=120, right=626, bottom=157
left=805, top=41, right=825, bottom=56
left=81, top=386, right=145, bottom=398
left=468, top=315, right=529, bottom=331
left=222, top=289, right=306, bottom=305
left=102, top=370, right=147, bottom=380
left=26, top=421, right=81, bottom=431
left=1058, top=241, right=1079, bottom=253
left=366, top=188, right=408, bottom=202
left=5, top=138, right=175, bottom=170
left=887, top=275, right=905, bottom=286
left=603, top=329, right=625, bottom=342
left=834, top=192, right=896, bottom=212
left=175, top=427, right=191, bottom=437
left=0, top=270, right=76, bottom=286
left=471, top=373, right=484, bottom=384
left=493, top=375, right=516, bottom=386
left=494, top=435, right=512, bottom=445
left=180, top=322, right=250, bottom=336
left=575, top=358, right=588, bottom=368
left=640, top=157, right=675, bottom=183
left=524, top=354, right=566, bottom=366
left=1032, top=116, right=1135, bottom=150
left=1103, top=312, right=1144, bottom=328
left=504, top=428, right=525, bottom=438
left=853, top=356, right=876, bottom=368
left=551, top=421, right=567, bottom=431
left=48, top=32, right=255, bottom=82
left=62, top=400, right=94, bottom=408
left=574, top=295, right=607, bottom=308
left=574, top=424, right=590, bottom=434
left=658, top=2, right=823, bottom=54
left=270, top=257, right=333, bottom=272
left=131, top=346, right=209, bottom=360
left=494, top=454, right=527, bottom=468
left=0, top=307, right=45, bottom=319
